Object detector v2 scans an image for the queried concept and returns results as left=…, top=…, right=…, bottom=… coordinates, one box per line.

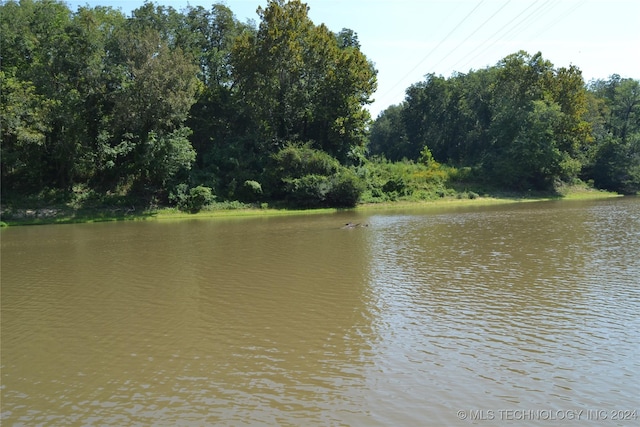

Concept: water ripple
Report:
left=1, top=199, right=639, bottom=425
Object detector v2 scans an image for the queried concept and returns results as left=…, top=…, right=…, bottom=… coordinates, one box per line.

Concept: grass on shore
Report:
left=0, top=183, right=622, bottom=227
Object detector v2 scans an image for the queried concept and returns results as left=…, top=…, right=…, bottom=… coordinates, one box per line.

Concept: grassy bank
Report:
left=0, top=184, right=622, bottom=227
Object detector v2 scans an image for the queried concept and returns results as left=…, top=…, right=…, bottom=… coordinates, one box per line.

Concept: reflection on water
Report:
left=2, top=198, right=639, bottom=426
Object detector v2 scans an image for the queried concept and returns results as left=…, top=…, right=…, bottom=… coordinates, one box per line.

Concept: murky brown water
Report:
left=2, top=198, right=639, bottom=426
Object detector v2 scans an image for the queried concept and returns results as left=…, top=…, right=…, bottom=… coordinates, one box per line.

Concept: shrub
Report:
left=382, top=176, right=406, bottom=195
left=327, top=170, right=365, bottom=207
left=208, top=200, right=250, bottom=210
left=419, top=146, right=439, bottom=168
left=284, top=174, right=332, bottom=207
left=272, top=145, right=365, bottom=208
left=169, top=183, right=190, bottom=210
left=237, top=180, right=263, bottom=202
left=188, top=186, right=215, bottom=212
left=244, top=180, right=262, bottom=194
left=170, top=184, right=215, bottom=212
left=272, top=145, right=340, bottom=177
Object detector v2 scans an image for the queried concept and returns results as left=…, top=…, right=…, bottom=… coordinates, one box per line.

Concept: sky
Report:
left=63, top=0, right=640, bottom=117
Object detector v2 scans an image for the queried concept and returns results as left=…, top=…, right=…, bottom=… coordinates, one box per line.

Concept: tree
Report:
left=403, top=74, right=456, bottom=162
left=230, top=0, right=376, bottom=162
left=0, top=71, right=55, bottom=192
left=484, top=54, right=592, bottom=189
left=181, top=4, right=252, bottom=195
left=96, top=12, right=201, bottom=193
left=394, top=69, right=493, bottom=166
left=587, top=77, right=640, bottom=193
left=368, top=104, right=409, bottom=160
left=496, top=100, right=564, bottom=189
left=371, top=51, right=593, bottom=190
left=0, top=0, right=125, bottom=192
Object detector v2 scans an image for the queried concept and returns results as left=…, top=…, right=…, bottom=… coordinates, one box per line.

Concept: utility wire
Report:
left=376, top=0, right=486, bottom=105
left=374, top=0, right=582, bottom=112
left=432, top=0, right=513, bottom=73
left=534, top=0, right=587, bottom=45
left=454, top=0, right=556, bottom=71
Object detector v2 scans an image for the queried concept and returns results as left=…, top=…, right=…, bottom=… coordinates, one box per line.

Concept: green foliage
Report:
left=244, top=180, right=263, bottom=194
left=1, top=0, right=636, bottom=208
left=141, top=128, right=197, bottom=189
left=359, top=157, right=466, bottom=202
left=230, top=0, right=376, bottom=162
left=482, top=53, right=591, bottom=190
left=382, top=176, right=407, bottom=195
left=368, top=104, right=408, bottom=160
left=372, top=51, right=604, bottom=191
left=236, top=180, right=263, bottom=202
left=326, top=169, right=365, bottom=207
left=272, top=144, right=340, bottom=177
left=271, top=145, right=364, bottom=207
left=281, top=171, right=364, bottom=208
left=188, top=185, right=215, bottom=212
left=0, top=70, right=56, bottom=192
left=169, top=184, right=215, bottom=212
left=283, top=174, right=332, bottom=207
left=585, top=77, right=640, bottom=194
left=168, top=183, right=191, bottom=210
left=418, top=146, right=439, bottom=168
left=207, top=200, right=252, bottom=210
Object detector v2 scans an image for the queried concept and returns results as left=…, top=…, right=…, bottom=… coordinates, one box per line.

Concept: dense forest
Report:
left=2, top=0, right=639, bottom=213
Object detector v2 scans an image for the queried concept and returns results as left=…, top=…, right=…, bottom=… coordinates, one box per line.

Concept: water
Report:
left=2, top=198, right=639, bottom=426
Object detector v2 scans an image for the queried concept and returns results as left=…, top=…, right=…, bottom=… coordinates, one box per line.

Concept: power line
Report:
left=376, top=0, right=486, bottom=105
left=432, top=0, right=513, bottom=73
left=453, top=0, right=556, bottom=71
left=534, top=0, right=587, bottom=44
left=373, top=0, right=585, bottom=113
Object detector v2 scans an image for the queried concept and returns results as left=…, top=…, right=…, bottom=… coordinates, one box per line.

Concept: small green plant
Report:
left=418, top=146, right=439, bottom=168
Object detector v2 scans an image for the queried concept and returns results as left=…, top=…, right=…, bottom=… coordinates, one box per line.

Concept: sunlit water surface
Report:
left=2, top=197, right=639, bottom=426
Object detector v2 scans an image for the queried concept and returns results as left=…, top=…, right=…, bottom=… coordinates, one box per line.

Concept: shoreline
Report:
left=0, top=188, right=623, bottom=227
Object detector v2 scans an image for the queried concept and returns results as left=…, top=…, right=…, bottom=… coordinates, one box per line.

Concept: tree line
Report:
left=1, top=0, right=375, bottom=209
left=370, top=53, right=640, bottom=194
left=1, top=0, right=638, bottom=213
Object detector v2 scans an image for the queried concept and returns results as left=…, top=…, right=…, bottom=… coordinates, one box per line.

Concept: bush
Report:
left=236, top=180, right=263, bottom=202
left=280, top=170, right=365, bottom=209
left=169, top=184, right=215, bottom=212
left=272, top=145, right=340, bottom=177
left=168, top=183, right=190, bottom=210
left=327, top=170, right=365, bottom=207
left=283, top=174, right=332, bottom=207
left=208, top=200, right=251, bottom=210
left=188, top=186, right=215, bottom=212
left=272, top=145, right=364, bottom=208
left=244, top=180, right=262, bottom=194
left=382, top=176, right=406, bottom=194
